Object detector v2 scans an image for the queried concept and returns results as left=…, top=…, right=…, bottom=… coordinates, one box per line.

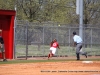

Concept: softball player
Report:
left=0, top=30, right=7, bottom=61
left=48, top=39, right=60, bottom=60
left=73, top=31, right=87, bottom=60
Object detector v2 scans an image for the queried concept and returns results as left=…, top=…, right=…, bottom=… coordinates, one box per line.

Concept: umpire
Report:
left=0, top=30, right=7, bottom=61
left=73, top=31, right=87, bottom=60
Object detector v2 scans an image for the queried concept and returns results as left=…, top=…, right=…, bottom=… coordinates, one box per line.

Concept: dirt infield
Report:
left=0, top=61, right=100, bottom=75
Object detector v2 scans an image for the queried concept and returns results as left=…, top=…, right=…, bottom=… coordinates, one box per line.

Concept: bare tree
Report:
left=84, top=0, right=100, bottom=26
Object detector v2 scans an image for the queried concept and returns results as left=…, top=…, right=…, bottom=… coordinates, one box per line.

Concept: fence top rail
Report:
left=15, top=25, right=100, bottom=29
left=15, top=20, right=100, bottom=29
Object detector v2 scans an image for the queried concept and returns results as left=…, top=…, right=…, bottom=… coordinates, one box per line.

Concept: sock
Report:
left=48, top=54, right=50, bottom=58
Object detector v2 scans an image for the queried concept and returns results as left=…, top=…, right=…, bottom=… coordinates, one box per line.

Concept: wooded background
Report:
left=0, top=0, right=100, bottom=27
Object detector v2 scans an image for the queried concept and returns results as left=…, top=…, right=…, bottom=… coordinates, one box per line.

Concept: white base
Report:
left=82, top=61, right=93, bottom=63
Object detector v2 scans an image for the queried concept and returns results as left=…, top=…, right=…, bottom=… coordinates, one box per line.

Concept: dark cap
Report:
left=53, top=39, right=57, bottom=42
left=73, top=31, right=76, bottom=35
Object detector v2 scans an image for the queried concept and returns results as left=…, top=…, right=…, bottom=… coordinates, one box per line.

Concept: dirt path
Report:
left=0, top=61, right=100, bottom=75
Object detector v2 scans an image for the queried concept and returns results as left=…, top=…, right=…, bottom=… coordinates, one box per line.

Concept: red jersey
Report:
left=50, top=41, right=54, bottom=47
left=52, top=42, right=59, bottom=48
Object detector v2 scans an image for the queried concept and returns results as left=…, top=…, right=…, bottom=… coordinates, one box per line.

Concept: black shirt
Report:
left=0, top=36, right=4, bottom=44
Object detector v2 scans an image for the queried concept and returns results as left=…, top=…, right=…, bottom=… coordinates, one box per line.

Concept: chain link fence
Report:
left=14, top=20, right=100, bottom=59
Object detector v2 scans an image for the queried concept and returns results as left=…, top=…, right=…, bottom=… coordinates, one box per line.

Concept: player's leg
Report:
left=48, top=50, right=52, bottom=59
left=51, top=48, right=56, bottom=57
left=76, top=44, right=81, bottom=60
left=1, top=44, right=7, bottom=61
left=1, top=49, right=6, bottom=61
left=76, top=53, right=80, bottom=60
left=2, top=52, right=7, bottom=61
left=50, top=50, right=53, bottom=58
left=48, top=53, right=50, bottom=58
left=48, top=48, right=56, bottom=60
left=80, top=50, right=87, bottom=58
left=48, top=47, right=53, bottom=59
left=79, top=45, right=87, bottom=58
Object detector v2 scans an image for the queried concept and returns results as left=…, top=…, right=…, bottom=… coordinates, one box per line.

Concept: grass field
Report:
left=15, top=44, right=100, bottom=58
left=0, top=56, right=100, bottom=64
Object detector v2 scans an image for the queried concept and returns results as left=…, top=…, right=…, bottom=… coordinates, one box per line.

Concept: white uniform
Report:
left=73, top=34, right=87, bottom=59
left=73, top=35, right=82, bottom=44
left=73, top=35, right=82, bottom=53
left=50, top=47, right=56, bottom=54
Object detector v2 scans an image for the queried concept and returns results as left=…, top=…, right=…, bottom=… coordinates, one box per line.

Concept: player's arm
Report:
left=50, top=41, right=53, bottom=47
left=73, top=42, right=77, bottom=47
left=73, top=37, right=77, bottom=47
left=57, top=43, right=60, bottom=49
left=72, top=42, right=76, bottom=50
left=0, top=42, right=2, bottom=48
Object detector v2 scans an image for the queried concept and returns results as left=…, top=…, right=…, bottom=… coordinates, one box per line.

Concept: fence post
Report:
left=26, top=22, right=28, bottom=60
left=13, top=20, right=16, bottom=59
left=91, top=28, right=93, bottom=55
left=68, top=28, right=71, bottom=56
left=43, top=26, right=45, bottom=56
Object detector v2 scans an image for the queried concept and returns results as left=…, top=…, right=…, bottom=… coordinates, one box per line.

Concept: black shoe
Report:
left=3, top=59, right=7, bottom=62
left=76, top=59, right=80, bottom=61
left=85, top=55, right=87, bottom=58
left=85, top=53, right=87, bottom=58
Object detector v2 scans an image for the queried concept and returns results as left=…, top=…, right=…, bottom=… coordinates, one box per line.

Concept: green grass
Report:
left=0, top=58, right=100, bottom=64
left=15, top=44, right=100, bottom=57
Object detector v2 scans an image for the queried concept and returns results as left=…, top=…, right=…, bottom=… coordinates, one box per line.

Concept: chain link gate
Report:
left=14, top=20, right=100, bottom=59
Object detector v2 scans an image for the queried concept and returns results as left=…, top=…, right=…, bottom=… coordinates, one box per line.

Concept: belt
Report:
left=77, top=43, right=82, bottom=44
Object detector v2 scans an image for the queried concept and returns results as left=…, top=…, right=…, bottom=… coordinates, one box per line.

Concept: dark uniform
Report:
left=0, top=36, right=7, bottom=61
left=0, top=36, right=4, bottom=52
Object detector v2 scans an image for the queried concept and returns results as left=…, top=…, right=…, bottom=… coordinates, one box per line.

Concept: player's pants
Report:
left=0, top=44, right=5, bottom=59
left=76, top=43, right=87, bottom=60
left=0, top=44, right=5, bottom=53
left=76, top=43, right=86, bottom=54
left=50, top=47, right=56, bottom=54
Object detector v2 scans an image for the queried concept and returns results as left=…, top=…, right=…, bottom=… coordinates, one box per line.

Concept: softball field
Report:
left=0, top=56, right=100, bottom=75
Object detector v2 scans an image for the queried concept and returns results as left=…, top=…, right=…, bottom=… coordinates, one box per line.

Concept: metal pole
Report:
left=43, top=26, right=45, bottom=56
left=76, top=0, right=80, bottom=15
left=68, top=28, right=71, bottom=56
left=13, top=19, right=16, bottom=59
left=90, top=28, right=93, bottom=55
left=13, top=1, right=17, bottom=59
left=26, top=23, right=28, bottom=60
left=79, top=0, right=83, bottom=40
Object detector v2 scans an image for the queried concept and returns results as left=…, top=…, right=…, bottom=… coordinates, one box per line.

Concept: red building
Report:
left=0, top=9, right=16, bottom=59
